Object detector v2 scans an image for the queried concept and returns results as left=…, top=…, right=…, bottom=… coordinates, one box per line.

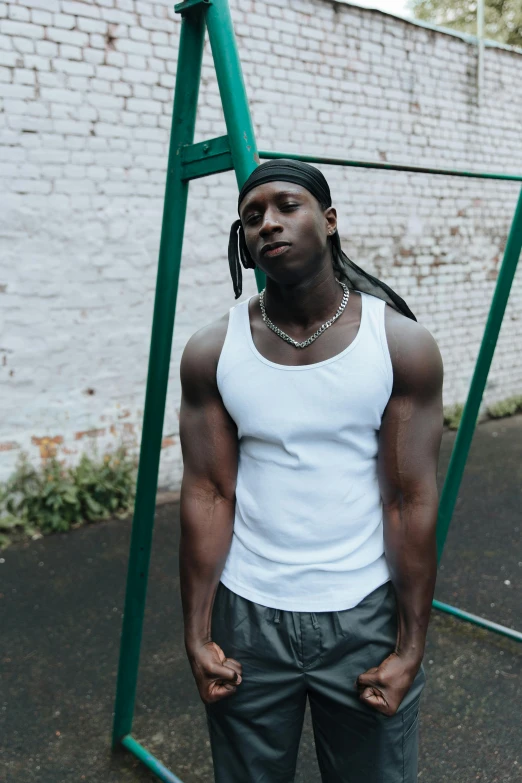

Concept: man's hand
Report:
left=356, top=652, right=421, bottom=716
left=187, top=640, right=243, bottom=705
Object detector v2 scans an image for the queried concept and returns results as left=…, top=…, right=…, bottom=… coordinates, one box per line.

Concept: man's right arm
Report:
left=179, top=319, right=242, bottom=703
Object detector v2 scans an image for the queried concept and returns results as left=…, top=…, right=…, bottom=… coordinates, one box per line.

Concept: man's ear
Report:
left=325, top=206, right=337, bottom=234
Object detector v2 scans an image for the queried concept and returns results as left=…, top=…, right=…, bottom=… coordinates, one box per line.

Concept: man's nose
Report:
left=259, top=212, right=283, bottom=236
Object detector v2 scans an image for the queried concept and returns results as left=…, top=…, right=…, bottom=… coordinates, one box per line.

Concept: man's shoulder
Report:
left=180, top=310, right=231, bottom=392
left=384, top=305, right=443, bottom=396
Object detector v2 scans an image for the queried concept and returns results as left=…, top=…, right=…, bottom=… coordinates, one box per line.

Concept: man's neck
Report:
left=263, top=271, right=343, bottom=330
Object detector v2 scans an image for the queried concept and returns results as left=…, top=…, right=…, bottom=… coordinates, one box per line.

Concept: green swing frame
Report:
left=111, top=2, right=522, bottom=779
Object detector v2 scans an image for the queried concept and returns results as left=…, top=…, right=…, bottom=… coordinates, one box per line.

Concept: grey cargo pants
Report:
left=205, top=580, right=426, bottom=783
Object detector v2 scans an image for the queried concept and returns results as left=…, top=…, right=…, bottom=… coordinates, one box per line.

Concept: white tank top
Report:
left=217, top=290, right=393, bottom=611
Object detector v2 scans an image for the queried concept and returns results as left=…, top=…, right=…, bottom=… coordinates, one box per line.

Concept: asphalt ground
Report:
left=1, top=415, right=521, bottom=783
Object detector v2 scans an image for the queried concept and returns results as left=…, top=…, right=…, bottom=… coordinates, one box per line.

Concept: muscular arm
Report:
left=357, top=307, right=443, bottom=714
left=380, top=309, right=443, bottom=660
left=178, top=319, right=239, bottom=655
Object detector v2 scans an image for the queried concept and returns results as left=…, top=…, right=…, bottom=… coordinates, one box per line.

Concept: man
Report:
left=179, top=159, right=443, bottom=782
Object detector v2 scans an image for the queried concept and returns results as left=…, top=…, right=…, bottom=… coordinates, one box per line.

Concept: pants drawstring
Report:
left=271, top=609, right=318, bottom=627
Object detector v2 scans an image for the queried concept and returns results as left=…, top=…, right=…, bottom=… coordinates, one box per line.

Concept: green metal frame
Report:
left=112, top=0, right=522, bottom=778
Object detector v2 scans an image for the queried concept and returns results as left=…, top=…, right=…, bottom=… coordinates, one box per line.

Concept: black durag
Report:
left=228, top=158, right=416, bottom=321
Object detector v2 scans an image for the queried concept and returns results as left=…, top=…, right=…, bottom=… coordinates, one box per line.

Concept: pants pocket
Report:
left=212, top=584, right=266, bottom=655
left=335, top=581, right=395, bottom=643
left=402, top=698, right=421, bottom=782
left=402, top=697, right=421, bottom=740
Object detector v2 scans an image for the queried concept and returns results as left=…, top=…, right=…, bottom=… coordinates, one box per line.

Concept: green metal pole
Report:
left=258, top=149, right=522, bottom=182
left=432, top=600, right=522, bottom=642
left=436, top=187, right=522, bottom=561
left=121, top=736, right=185, bottom=783
left=112, top=9, right=206, bottom=746
left=204, top=0, right=265, bottom=292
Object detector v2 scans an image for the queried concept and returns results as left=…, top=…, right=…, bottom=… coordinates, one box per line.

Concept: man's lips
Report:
left=262, top=243, right=291, bottom=257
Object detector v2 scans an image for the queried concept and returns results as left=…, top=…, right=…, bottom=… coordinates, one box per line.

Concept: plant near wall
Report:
left=0, top=447, right=137, bottom=548
left=486, top=394, right=522, bottom=418
left=442, top=394, right=522, bottom=432
left=443, top=403, right=464, bottom=430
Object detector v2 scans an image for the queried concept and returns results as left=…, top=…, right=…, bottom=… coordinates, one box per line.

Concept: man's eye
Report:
left=244, top=204, right=298, bottom=224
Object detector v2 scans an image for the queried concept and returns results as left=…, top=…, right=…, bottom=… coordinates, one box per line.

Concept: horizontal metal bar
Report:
left=174, top=0, right=211, bottom=15
left=181, top=134, right=233, bottom=180
left=181, top=152, right=233, bottom=180
left=432, top=600, right=522, bottom=642
left=121, top=736, right=185, bottom=783
left=182, top=134, right=230, bottom=163
left=177, top=145, right=522, bottom=183
left=258, top=150, right=522, bottom=182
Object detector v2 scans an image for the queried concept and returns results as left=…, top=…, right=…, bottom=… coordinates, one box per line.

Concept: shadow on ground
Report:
left=1, top=416, right=521, bottom=782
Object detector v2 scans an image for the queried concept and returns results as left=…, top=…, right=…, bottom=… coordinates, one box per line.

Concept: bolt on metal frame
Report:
left=112, top=0, right=522, bottom=778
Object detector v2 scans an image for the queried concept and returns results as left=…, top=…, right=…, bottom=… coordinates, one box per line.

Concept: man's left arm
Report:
left=356, top=307, right=444, bottom=716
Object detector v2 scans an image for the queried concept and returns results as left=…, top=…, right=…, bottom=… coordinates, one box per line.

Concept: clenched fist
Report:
left=356, top=651, right=421, bottom=716
left=187, top=640, right=243, bottom=705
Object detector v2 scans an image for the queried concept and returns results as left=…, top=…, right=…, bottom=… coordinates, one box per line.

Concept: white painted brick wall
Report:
left=1, top=0, right=522, bottom=488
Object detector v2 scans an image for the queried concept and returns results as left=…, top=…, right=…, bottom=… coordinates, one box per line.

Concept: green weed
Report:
left=486, top=395, right=522, bottom=420
left=0, top=448, right=137, bottom=549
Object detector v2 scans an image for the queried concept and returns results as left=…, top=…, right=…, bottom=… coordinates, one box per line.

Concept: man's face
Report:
left=239, top=182, right=336, bottom=283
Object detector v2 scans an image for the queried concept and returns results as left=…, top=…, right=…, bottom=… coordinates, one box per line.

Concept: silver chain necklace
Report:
left=259, top=280, right=350, bottom=349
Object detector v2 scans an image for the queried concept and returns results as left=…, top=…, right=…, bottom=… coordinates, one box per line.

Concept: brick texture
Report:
left=1, top=0, right=521, bottom=487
